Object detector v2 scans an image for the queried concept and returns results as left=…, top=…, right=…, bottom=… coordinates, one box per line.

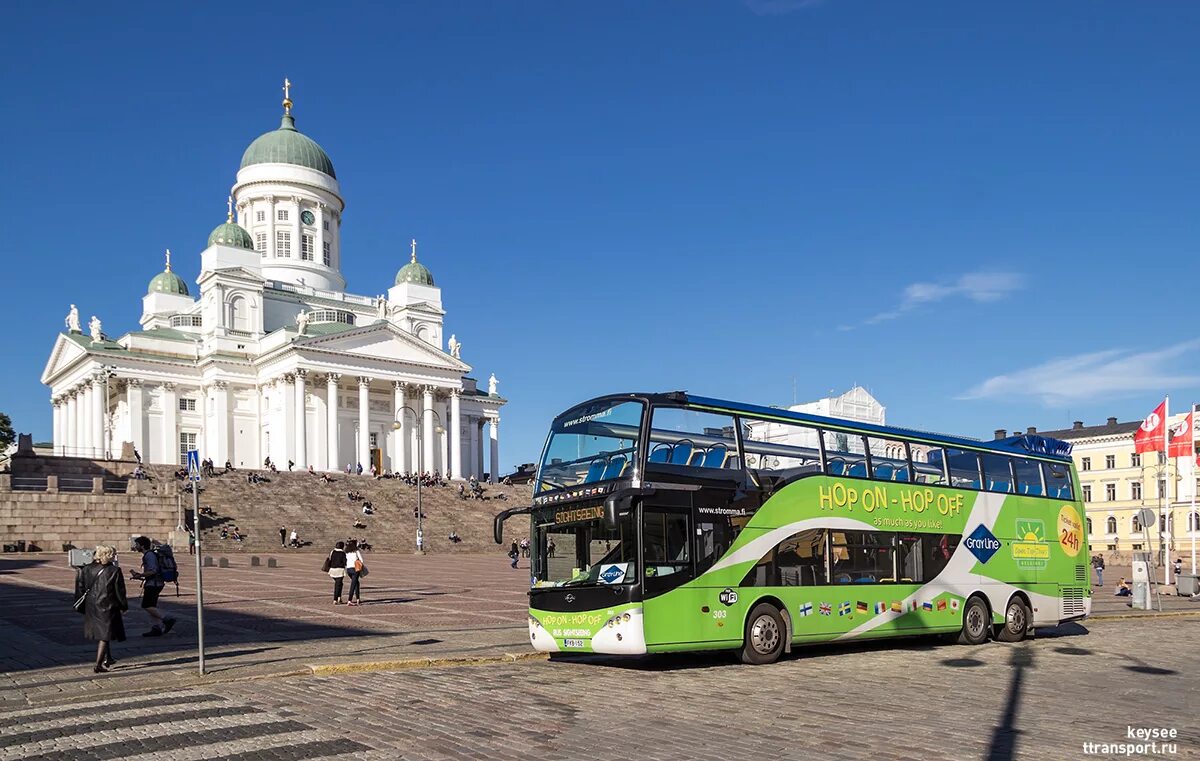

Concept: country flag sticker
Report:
left=950, top=599, right=961, bottom=613
left=908, top=600, right=918, bottom=612
left=799, top=602, right=813, bottom=617
left=890, top=600, right=903, bottom=613
left=856, top=601, right=869, bottom=614
left=936, top=599, right=948, bottom=612
left=819, top=602, right=832, bottom=616
left=922, top=601, right=934, bottom=611
left=839, top=601, right=852, bottom=616
left=874, top=602, right=887, bottom=614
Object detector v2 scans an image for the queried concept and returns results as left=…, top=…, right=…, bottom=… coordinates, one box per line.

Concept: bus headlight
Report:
left=622, top=613, right=631, bottom=622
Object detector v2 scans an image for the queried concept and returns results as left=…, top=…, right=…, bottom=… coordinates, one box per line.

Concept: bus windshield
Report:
left=536, top=399, right=644, bottom=492
left=535, top=510, right=637, bottom=587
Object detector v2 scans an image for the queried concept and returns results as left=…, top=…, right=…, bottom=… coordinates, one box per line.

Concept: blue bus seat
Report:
left=989, top=481, right=1012, bottom=494
left=826, top=458, right=846, bottom=476
left=648, top=445, right=671, bottom=463
left=687, top=449, right=706, bottom=466
left=894, top=466, right=910, bottom=482
left=702, top=445, right=728, bottom=469
left=602, top=456, right=627, bottom=480
left=669, top=442, right=694, bottom=465
left=847, top=462, right=867, bottom=478
left=584, top=460, right=606, bottom=483
left=874, top=463, right=894, bottom=481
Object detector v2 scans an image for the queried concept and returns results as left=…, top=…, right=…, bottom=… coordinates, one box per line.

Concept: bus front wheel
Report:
left=995, top=596, right=1030, bottom=643
left=956, top=595, right=991, bottom=645
left=740, top=603, right=786, bottom=665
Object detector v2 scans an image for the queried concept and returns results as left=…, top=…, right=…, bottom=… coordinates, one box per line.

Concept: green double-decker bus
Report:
left=495, top=392, right=1090, bottom=664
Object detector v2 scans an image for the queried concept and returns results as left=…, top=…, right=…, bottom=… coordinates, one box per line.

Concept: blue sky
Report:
left=1, top=1, right=1198, bottom=469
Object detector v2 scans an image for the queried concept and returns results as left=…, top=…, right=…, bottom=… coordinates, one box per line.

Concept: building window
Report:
left=323, top=220, right=330, bottom=231
left=1105, top=483, right=1116, bottom=501
left=1158, top=479, right=1166, bottom=499
left=1189, top=511, right=1200, bottom=533
left=1105, top=454, right=1115, bottom=469
left=323, top=241, right=331, bottom=266
left=1082, top=484, right=1092, bottom=502
left=1081, top=457, right=1091, bottom=471
left=255, top=232, right=267, bottom=253
left=1158, top=451, right=1167, bottom=465
left=179, top=432, right=196, bottom=466
left=256, top=210, right=265, bottom=223
left=1132, top=515, right=1142, bottom=533
left=277, top=208, right=288, bottom=222
left=1106, top=516, right=1117, bottom=534
left=1086, top=517, right=1093, bottom=534
left=301, top=234, right=314, bottom=261
left=277, top=230, right=291, bottom=257
left=178, top=398, right=196, bottom=412
left=1131, top=481, right=1142, bottom=500
left=369, top=433, right=378, bottom=448
left=1131, top=452, right=1141, bottom=467
left=1132, top=543, right=1143, bottom=551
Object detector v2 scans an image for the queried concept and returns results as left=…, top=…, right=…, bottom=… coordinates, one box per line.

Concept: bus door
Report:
left=641, top=503, right=701, bottom=647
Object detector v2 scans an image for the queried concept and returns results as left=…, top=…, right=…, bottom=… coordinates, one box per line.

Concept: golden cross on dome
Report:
left=226, top=195, right=234, bottom=222
left=282, top=77, right=293, bottom=114
left=411, top=238, right=418, bottom=263
left=165, top=249, right=172, bottom=271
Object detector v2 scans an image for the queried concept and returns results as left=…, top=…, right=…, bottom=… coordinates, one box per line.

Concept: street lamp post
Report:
left=394, top=405, right=443, bottom=555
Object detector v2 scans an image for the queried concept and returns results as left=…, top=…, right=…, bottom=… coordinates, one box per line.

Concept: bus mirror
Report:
left=603, top=494, right=620, bottom=529
left=493, top=514, right=504, bottom=545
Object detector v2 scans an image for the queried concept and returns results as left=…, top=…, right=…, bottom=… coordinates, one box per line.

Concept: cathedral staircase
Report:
left=144, top=466, right=531, bottom=555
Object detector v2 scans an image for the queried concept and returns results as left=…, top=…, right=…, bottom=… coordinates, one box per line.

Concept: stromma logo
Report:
left=965, top=524, right=1001, bottom=564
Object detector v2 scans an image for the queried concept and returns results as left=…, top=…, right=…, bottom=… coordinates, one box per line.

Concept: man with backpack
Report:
left=129, top=536, right=177, bottom=637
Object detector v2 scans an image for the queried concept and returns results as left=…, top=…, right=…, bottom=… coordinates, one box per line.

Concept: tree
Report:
left=0, top=412, right=13, bottom=451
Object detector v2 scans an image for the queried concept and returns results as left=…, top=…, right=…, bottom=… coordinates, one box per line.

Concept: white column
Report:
left=316, top=203, right=326, bottom=266
left=198, top=384, right=210, bottom=459
left=254, top=383, right=264, bottom=467
left=449, top=390, right=462, bottom=480
left=91, top=377, right=105, bottom=458
left=489, top=417, right=500, bottom=483
left=128, top=379, right=145, bottom=460
left=294, top=369, right=308, bottom=468
left=327, top=374, right=340, bottom=471
left=422, top=386, right=435, bottom=474
left=51, top=399, right=62, bottom=454
left=65, top=391, right=78, bottom=454
left=77, top=385, right=90, bottom=456
left=439, top=397, right=450, bottom=476
left=475, top=419, right=485, bottom=481
left=213, top=381, right=230, bottom=465
left=357, top=376, right=371, bottom=469
left=268, top=196, right=277, bottom=258
left=293, top=196, right=303, bottom=262
left=312, top=376, right=327, bottom=471
left=393, top=381, right=407, bottom=473
left=161, top=383, right=178, bottom=465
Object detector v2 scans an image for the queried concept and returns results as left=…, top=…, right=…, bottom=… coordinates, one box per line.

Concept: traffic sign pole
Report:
left=188, top=450, right=206, bottom=675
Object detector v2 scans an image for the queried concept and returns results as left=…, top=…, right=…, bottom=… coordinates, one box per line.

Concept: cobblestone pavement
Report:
left=2, top=617, right=1196, bottom=760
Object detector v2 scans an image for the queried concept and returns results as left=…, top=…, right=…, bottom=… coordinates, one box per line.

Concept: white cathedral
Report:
left=41, top=83, right=506, bottom=478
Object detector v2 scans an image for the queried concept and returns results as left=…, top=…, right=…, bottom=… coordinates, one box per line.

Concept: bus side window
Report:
left=1042, top=462, right=1073, bottom=500
left=822, top=430, right=868, bottom=478
left=979, top=453, right=1014, bottom=494
left=739, top=528, right=827, bottom=587
left=694, top=517, right=735, bottom=576
left=916, top=447, right=947, bottom=485
left=1012, top=458, right=1045, bottom=496
left=944, top=448, right=982, bottom=490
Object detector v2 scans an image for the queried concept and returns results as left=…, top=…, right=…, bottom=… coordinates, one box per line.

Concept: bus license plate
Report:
left=563, top=638, right=585, bottom=649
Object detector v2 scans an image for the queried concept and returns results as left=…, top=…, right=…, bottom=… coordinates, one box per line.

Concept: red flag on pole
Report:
left=1168, top=412, right=1193, bottom=458
left=1134, top=400, right=1167, bottom=453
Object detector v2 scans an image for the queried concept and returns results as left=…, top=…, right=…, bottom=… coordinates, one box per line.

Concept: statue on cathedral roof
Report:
left=65, top=304, right=81, bottom=334
left=295, top=309, right=309, bottom=336
left=377, top=295, right=388, bottom=320
left=88, top=315, right=103, bottom=343
left=488, top=373, right=498, bottom=396
left=448, top=334, right=461, bottom=359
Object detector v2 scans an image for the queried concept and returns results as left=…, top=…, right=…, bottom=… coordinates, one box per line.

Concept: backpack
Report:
left=155, top=544, right=179, bottom=584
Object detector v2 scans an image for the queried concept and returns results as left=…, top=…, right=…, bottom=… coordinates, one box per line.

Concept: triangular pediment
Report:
left=293, top=322, right=470, bottom=372
left=42, top=333, right=91, bottom=384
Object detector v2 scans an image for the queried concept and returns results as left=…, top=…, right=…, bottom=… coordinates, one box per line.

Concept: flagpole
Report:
left=1163, top=396, right=1171, bottom=586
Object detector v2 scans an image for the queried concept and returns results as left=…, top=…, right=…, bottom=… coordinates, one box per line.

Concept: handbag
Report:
left=321, top=554, right=332, bottom=573
left=354, top=555, right=364, bottom=573
left=73, top=569, right=94, bottom=614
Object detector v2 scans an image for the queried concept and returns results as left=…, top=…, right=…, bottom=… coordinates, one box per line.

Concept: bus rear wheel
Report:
left=996, top=596, right=1030, bottom=643
left=740, top=603, right=786, bottom=665
left=956, top=595, right=991, bottom=645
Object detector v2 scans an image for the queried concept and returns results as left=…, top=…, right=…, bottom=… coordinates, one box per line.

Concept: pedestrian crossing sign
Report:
left=187, top=449, right=201, bottom=481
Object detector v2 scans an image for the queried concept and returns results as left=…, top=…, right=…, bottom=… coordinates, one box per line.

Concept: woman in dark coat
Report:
left=75, top=544, right=128, bottom=672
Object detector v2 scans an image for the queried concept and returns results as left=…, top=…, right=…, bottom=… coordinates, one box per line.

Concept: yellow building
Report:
left=1001, top=415, right=1199, bottom=565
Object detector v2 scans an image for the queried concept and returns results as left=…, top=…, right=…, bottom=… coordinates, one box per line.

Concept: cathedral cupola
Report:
left=395, top=239, right=435, bottom=286
left=148, top=249, right=189, bottom=296
left=207, top=197, right=255, bottom=250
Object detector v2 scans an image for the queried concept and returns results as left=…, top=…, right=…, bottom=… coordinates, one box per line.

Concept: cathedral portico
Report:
left=42, top=80, right=505, bottom=475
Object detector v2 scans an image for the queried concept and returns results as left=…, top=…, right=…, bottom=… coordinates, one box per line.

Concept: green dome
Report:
left=149, top=269, right=189, bottom=296
left=240, top=114, right=336, bottom=178
left=396, top=260, right=434, bottom=286
left=207, top=220, right=254, bottom=250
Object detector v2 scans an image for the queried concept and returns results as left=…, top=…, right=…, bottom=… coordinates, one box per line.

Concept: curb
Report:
left=307, top=651, right=547, bottom=676
left=1088, top=610, right=1200, bottom=622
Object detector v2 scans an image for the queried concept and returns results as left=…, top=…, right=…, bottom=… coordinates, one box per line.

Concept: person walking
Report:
left=326, top=541, right=348, bottom=604
left=129, top=536, right=176, bottom=637
left=344, top=540, right=366, bottom=606
left=279, top=526, right=287, bottom=547
left=75, top=545, right=127, bottom=673
left=1091, top=553, right=1105, bottom=588
left=509, top=539, right=520, bottom=569
left=289, top=528, right=299, bottom=548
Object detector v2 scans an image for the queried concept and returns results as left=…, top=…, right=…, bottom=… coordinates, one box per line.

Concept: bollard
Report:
left=203, top=556, right=215, bottom=567
left=218, top=557, right=229, bottom=568
left=250, top=556, right=261, bottom=567
left=267, top=557, right=278, bottom=568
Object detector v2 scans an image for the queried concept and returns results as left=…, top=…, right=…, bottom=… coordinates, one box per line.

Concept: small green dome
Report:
left=149, top=269, right=189, bottom=296
left=207, top=220, right=254, bottom=250
left=240, top=114, right=336, bottom=178
left=396, top=260, right=434, bottom=286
